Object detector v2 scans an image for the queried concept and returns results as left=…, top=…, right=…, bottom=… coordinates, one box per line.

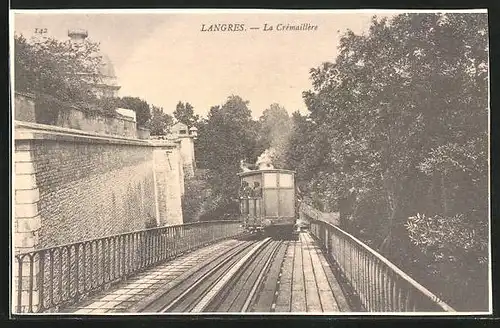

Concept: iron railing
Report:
left=240, top=197, right=261, bottom=216
left=305, top=209, right=455, bottom=312
left=14, top=220, right=243, bottom=314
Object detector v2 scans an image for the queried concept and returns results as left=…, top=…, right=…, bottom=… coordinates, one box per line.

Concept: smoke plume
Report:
left=255, top=148, right=276, bottom=169
left=257, top=104, right=295, bottom=169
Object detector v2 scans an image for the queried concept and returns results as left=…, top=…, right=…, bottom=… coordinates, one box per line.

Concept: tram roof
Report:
left=237, top=169, right=296, bottom=177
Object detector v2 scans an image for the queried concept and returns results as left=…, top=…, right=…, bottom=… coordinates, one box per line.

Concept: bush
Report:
left=405, top=213, right=488, bottom=310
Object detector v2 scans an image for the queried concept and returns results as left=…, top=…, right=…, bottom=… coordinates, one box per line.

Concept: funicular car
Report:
left=238, top=169, right=296, bottom=235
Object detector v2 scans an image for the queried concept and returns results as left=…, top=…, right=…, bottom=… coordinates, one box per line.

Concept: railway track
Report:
left=138, top=234, right=290, bottom=313
left=204, top=238, right=285, bottom=312
left=137, top=232, right=350, bottom=313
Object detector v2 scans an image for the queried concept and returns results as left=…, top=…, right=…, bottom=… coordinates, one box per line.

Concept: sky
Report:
left=12, top=10, right=395, bottom=118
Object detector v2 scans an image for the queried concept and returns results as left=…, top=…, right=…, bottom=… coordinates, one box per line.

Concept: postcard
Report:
left=10, top=9, right=490, bottom=316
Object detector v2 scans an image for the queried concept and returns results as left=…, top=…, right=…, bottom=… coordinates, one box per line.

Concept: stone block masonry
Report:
left=31, top=139, right=157, bottom=246
left=151, top=140, right=184, bottom=226
left=14, top=121, right=183, bottom=249
left=14, top=92, right=150, bottom=140
left=14, top=93, right=36, bottom=123
left=12, top=90, right=196, bottom=312
left=179, top=136, right=195, bottom=178
left=14, top=140, right=41, bottom=253
left=13, top=138, right=42, bottom=313
left=13, top=121, right=185, bottom=313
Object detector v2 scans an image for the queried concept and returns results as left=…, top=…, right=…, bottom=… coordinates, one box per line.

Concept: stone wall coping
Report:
left=112, top=112, right=136, bottom=123
left=149, top=139, right=181, bottom=146
left=14, top=91, right=136, bottom=123
left=14, top=121, right=178, bottom=148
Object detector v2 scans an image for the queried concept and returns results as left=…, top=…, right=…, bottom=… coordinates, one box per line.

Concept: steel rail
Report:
left=14, top=220, right=243, bottom=313
left=158, top=240, right=259, bottom=312
left=135, top=239, right=252, bottom=313
left=241, top=241, right=282, bottom=312
left=191, top=238, right=272, bottom=312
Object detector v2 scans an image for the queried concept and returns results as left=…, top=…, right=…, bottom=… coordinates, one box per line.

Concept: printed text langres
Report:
left=200, top=23, right=318, bottom=32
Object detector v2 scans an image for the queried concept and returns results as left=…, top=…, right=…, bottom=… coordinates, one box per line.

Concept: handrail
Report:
left=13, top=220, right=243, bottom=314
left=304, top=208, right=455, bottom=312
left=239, top=198, right=261, bottom=216
left=17, top=220, right=240, bottom=255
left=300, top=202, right=323, bottom=220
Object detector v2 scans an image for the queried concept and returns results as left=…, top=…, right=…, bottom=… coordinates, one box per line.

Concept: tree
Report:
left=149, top=105, right=173, bottom=135
left=115, top=96, right=151, bottom=127
left=285, top=112, right=322, bottom=196
left=14, top=34, right=102, bottom=103
left=405, top=211, right=488, bottom=310
left=196, top=95, right=261, bottom=202
left=173, top=101, right=199, bottom=127
left=14, top=33, right=163, bottom=134
left=297, top=13, right=488, bottom=309
left=14, top=34, right=112, bottom=123
left=258, top=104, right=293, bottom=168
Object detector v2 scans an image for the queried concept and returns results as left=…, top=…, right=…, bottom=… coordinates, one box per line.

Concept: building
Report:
left=67, top=28, right=121, bottom=99
left=170, top=122, right=198, bottom=178
left=115, top=107, right=137, bottom=122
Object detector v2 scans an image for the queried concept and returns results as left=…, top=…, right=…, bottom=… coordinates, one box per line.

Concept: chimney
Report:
left=68, top=28, right=88, bottom=43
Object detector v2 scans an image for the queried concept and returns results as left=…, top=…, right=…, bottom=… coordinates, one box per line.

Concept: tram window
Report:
left=263, top=173, right=277, bottom=188
left=279, top=173, right=293, bottom=188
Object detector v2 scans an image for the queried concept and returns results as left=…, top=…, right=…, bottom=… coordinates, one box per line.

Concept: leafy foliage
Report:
left=14, top=34, right=103, bottom=102
left=149, top=105, right=174, bottom=135
left=14, top=34, right=161, bottom=128
left=286, top=13, right=488, bottom=310
left=114, top=96, right=151, bottom=127
left=195, top=96, right=263, bottom=203
left=173, top=101, right=199, bottom=127
left=406, top=213, right=488, bottom=262
left=405, top=212, right=488, bottom=309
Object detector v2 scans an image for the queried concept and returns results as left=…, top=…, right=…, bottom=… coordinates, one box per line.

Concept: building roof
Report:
left=237, top=169, right=296, bottom=177
left=172, top=122, right=188, bottom=128
left=171, top=122, right=189, bottom=134
left=68, top=28, right=88, bottom=39
left=115, top=108, right=137, bottom=122
left=68, top=28, right=119, bottom=89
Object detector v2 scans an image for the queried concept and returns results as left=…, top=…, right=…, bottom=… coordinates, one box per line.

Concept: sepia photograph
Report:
left=10, top=9, right=490, bottom=315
